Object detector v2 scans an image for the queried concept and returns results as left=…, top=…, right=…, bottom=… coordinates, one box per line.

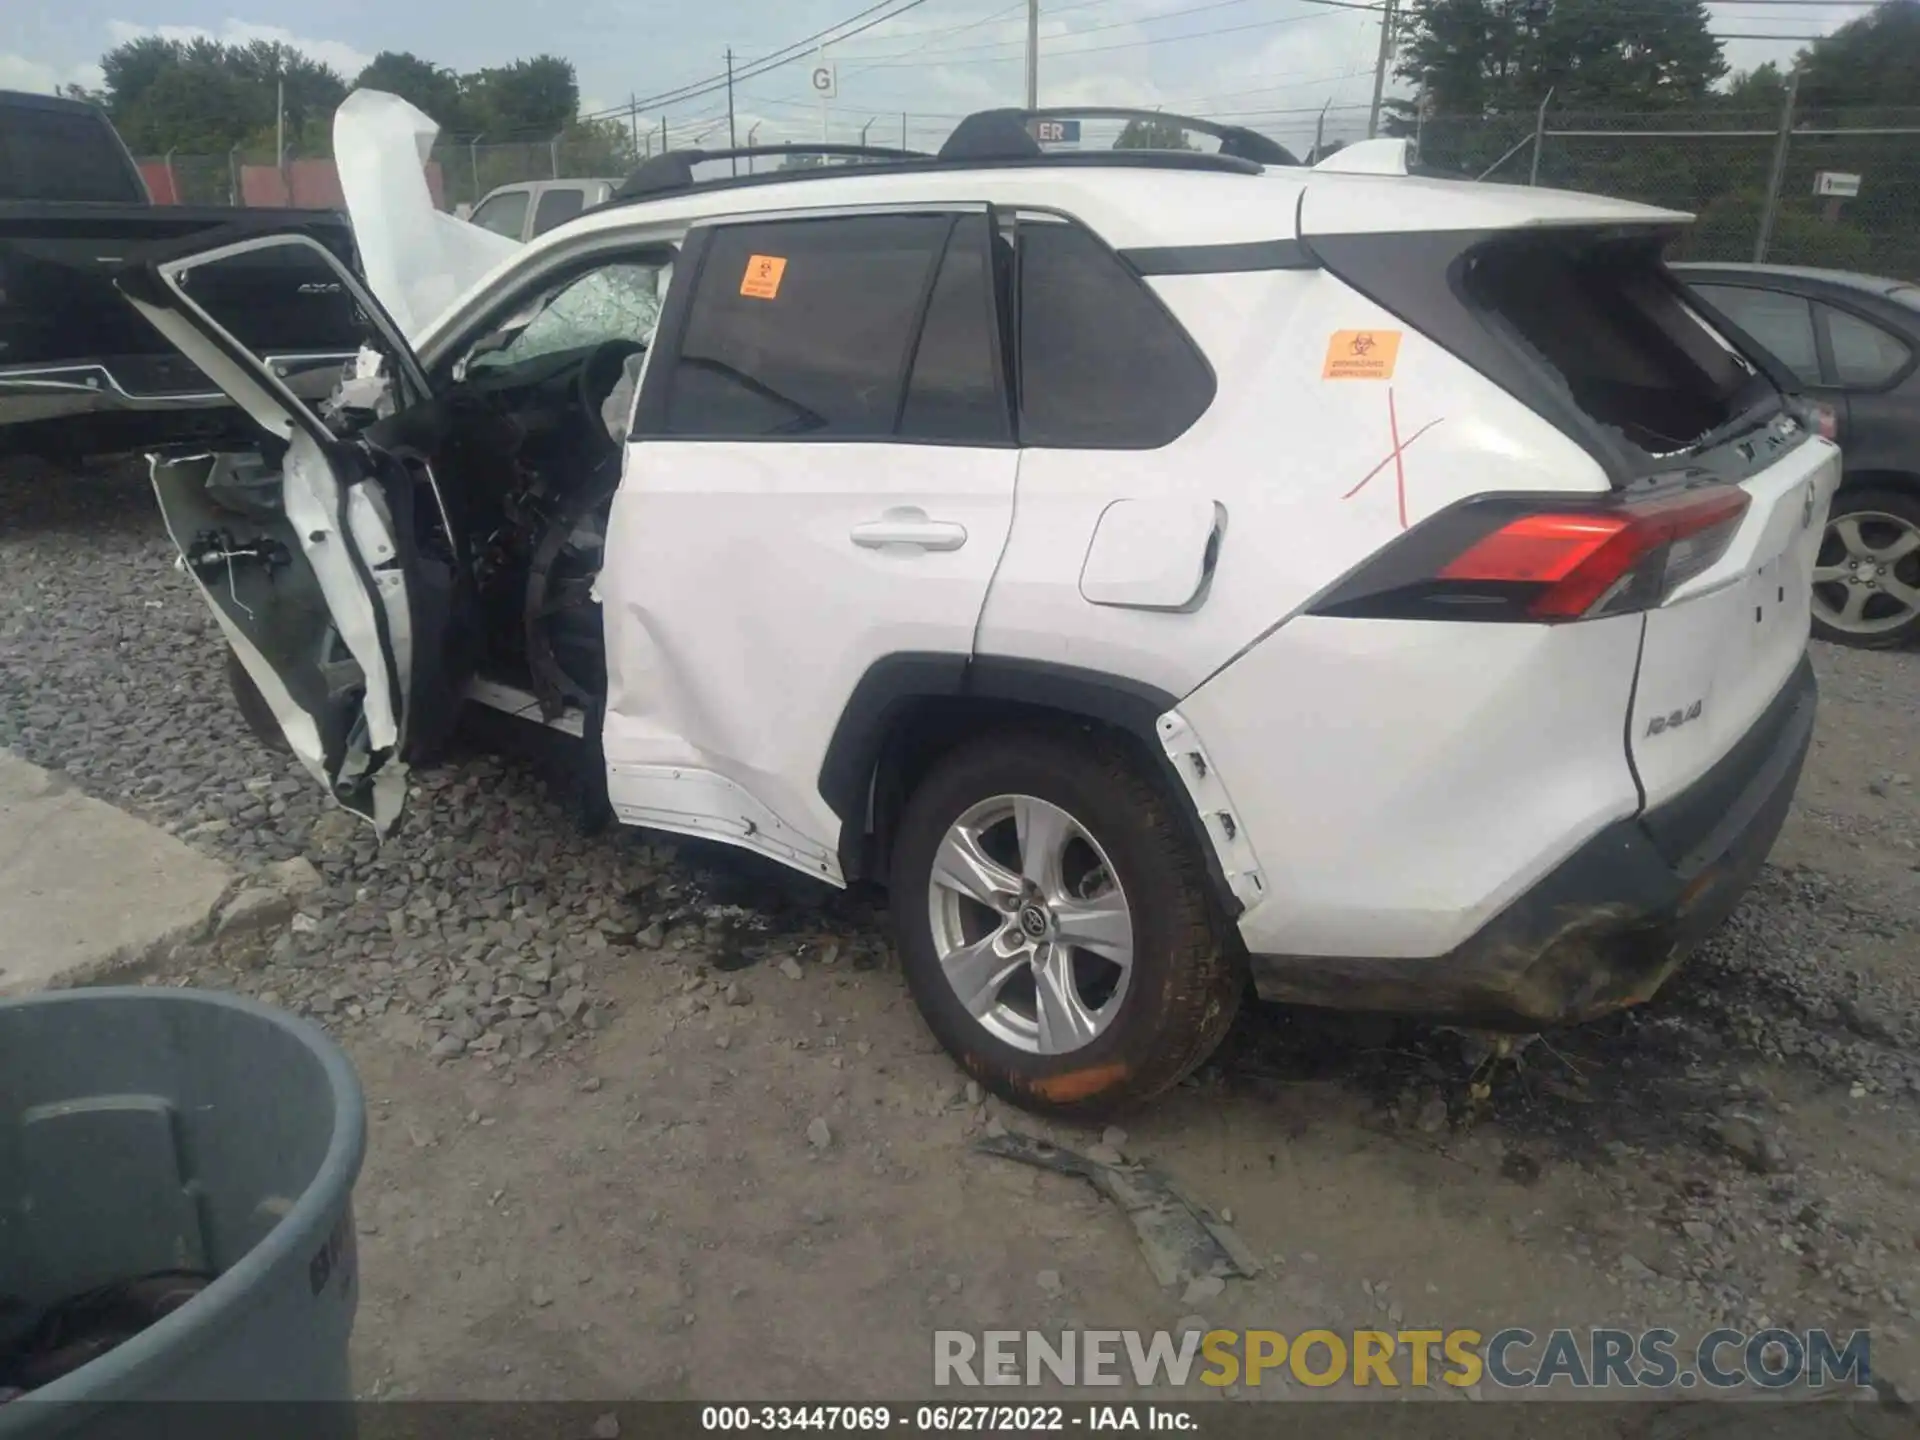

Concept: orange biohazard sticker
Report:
left=740, top=254, right=787, bottom=299
left=1323, top=329, right=1402, bottom=380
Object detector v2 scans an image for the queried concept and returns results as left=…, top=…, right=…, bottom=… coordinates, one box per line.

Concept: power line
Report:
left=852, top=6, right=1365, bottom=68
left=854, top=0, right=1365, bottom=64
left=580, top=0, right=939, bottom=121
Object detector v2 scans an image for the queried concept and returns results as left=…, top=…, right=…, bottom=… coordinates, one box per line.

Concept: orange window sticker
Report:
left=740, top=254, right=788, bottom=299
left=1323, top=329, right=1403, bottom=380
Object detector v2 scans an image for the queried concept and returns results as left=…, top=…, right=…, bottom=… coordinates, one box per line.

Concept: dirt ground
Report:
left=220, top=651, right=1920, bottom=1407
left=4, top=460, right=1919, bottom=1410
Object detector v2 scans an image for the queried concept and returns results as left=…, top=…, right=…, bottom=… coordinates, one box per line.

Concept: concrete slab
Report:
left=0, top=749, right=236, bottom=995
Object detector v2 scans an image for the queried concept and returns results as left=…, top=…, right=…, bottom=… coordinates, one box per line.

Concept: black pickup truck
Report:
left=1, top=88, right=363, bottom=463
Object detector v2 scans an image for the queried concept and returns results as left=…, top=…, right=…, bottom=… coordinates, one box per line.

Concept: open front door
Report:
left=118, top=229, right=467, bottom=832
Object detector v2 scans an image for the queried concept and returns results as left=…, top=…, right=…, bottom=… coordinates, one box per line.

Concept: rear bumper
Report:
left=1248, top=651, right=1816, bottom=1029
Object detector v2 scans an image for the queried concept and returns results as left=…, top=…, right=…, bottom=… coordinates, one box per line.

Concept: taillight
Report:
left=1810, top=402, right=1839, bottom=441
left=1310, top=485, right=1750, bottom=623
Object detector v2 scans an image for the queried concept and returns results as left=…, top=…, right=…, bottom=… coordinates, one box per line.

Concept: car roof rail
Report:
left=612, top=143, right=932, bottom=201
left=952, top=107, right=1299, bottom=167
left=588, top=112, right=1285, bottom=216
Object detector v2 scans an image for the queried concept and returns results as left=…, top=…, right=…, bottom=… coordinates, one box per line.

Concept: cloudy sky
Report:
left=0, top=0, right=1880, bottom=154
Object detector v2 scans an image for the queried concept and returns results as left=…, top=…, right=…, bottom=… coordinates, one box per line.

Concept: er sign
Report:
left=1815, top=171, right=1862, bottom=199
left=1029, top=119, right=1082, bottom=145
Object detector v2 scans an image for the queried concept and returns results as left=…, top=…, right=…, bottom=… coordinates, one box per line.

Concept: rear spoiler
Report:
left=1311, top=138, right=1412, bottom=176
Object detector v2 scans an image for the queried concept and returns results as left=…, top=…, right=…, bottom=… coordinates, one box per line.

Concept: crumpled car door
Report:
left=118, top=228, right=467, bottom=831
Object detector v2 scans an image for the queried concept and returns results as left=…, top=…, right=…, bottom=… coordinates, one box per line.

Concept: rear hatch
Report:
left=1301, top=179, right=1841, bottom=809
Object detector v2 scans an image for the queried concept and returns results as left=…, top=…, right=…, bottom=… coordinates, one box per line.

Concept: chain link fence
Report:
left=1423, top=104, right=1920, bottom=280
left=138, top=103, right=1920, bottom=281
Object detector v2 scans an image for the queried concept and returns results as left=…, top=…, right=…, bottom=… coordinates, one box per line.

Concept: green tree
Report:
left=99, top=34, right=345, bottom=154
left=1394, top=0, right=1724, bottom=116
left=1796, top=0, right=1920, bottom=112
left=460, top=55, right=578, bottom=136
left=353, top=51, right=467, bottom=131
left=1114, top=116, right=1195, bottom=150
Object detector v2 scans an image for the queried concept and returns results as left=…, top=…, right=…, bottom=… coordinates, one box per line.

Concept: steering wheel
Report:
left=576, top=338, right=649, bottom=445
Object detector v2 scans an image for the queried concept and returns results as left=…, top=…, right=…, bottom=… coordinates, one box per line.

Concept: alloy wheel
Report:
left=924, top=794, right=1134, bottom=1056
left=1812, top=510, right=1920, bottom=638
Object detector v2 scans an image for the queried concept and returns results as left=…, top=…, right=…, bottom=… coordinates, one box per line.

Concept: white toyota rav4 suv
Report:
left=119, top=101, right=1838, bottom=1117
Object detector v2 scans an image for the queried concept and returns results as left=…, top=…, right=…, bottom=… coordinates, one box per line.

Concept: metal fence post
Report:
left=1756, top=69, right=1801, bottom=264
left=1529, top=88, right=1553, bottom=186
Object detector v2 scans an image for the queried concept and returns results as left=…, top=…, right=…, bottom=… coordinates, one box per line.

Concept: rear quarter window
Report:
left=532, top=186, right=587, bottom=236
left=1690, top=284, right=1820, bottom=385
left=0, top=104, right=140, bottom=202
left=1825, top=306, right=1912, bottom=387
left=1012, top=216, right=1215, bottom=449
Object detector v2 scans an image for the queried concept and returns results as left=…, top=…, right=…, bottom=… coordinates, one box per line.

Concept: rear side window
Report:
left=1692, top=285, right=1819, bottom=385
left=532, top=186, right=587, bottom=236
left=1013, top=217, right=1215, bottom=448
left=0, top=104, right=141, bottom=202
left=656, top=212, right=1007, bottom=442
left=470, top=191, right=529, bottom=240
left=1825, top=306, right=1912, bottom=387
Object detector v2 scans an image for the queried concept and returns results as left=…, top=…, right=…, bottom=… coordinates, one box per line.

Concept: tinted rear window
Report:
left=1691, top=284, right=1820, bottom=384
left=658, top=213, right=955, bottom=439
left=532, top=186, right=587, bottom=236
left=471, top=190, right=530, bottom=239
left=0, top=104, right=141, bottom=202
left=1014, top=218, right=1215, bottom=449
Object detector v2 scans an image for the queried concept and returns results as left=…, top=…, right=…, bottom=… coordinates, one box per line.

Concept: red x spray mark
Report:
left=1341, top=387, right=1446, bottom=531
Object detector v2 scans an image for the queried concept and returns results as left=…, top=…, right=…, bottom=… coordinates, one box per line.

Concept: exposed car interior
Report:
left=169, top=245, right=672, bottom=754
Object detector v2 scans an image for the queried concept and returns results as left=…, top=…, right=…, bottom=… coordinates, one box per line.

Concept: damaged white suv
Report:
left=120, top=100, right=1839, bottom=1116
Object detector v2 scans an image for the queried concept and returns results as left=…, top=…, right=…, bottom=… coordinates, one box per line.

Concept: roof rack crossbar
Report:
left=1010, top=107, right=1298, bottom=167
left=614, top=143, right=932, bottom=200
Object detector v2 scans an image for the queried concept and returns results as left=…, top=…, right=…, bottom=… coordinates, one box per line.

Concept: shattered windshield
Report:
left=469, top=261, right=669, bottom=370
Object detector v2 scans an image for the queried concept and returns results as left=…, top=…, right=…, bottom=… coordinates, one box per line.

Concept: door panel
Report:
left=119, top=229, right=459, bottom=830
left=598, top=207, right=1017, bottom=878
left=600, top=441, right=1018, bottom=879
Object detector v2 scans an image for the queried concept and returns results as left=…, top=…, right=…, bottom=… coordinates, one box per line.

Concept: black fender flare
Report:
left=816, top=653, right=1242, bottom=917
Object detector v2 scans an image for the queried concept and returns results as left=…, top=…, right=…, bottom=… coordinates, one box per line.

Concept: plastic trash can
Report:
left=0, top=988, right=365, bottom=1437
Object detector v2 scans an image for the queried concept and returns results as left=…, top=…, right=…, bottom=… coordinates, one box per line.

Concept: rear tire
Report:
left=224, top=649, right=292, bottom=755
left=1811, top=486, right=1920, bottom=649
left=889, top=726, right=1241, bottom=1119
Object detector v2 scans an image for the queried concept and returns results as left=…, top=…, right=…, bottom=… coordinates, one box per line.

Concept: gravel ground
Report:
left=5, top=456, right=1920, bottom=1402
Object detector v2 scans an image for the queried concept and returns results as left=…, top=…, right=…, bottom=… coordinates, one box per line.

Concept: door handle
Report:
left=850, top=512, right=968, bottom=552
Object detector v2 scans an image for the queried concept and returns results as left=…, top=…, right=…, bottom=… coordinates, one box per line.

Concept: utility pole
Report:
left=628, top=94, right=639, bottom=159
left=1366, top=0, right=1397, bottom=140
left=661, top=114, right=669, bottom=155
left=819, top=44, right=830, bottom=143
left=1026, top=0, right=1040, bottom=110
left=902, top=112, right=909, bottom=149
left=725, top=48, right=738, bottom=175
left=1314, top=98, right=1330, bottom=163
left=275, top=75, right=286, bottom=176
left=1528, top=87, right=1554, bottom=187
left=1756, top=67, right=1802, bottom=264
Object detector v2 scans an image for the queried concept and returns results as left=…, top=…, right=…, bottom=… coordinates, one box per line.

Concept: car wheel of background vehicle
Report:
left=225, top=648, right=292, bottom=755
left=889, top=726, right=1242, bottom=1119
left=1811, top=487, right=1920, bottom=649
